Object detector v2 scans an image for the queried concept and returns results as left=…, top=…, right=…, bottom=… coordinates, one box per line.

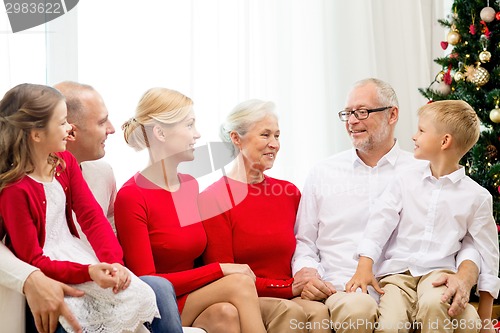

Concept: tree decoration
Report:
left=454, top=62, right=466, bottom=81
left=436, top=82, right=452, bottom=95
left=465, top=62, right=490, bottom=86
left=443, top=64, right=452, bottom=84
left=454, top=71, right=465, bottom=81
left=447, top=25, right=462, bottom=45
left=479, top=50, right=492, bottom=62
left=480, top=19, right=492, bottom=38
left=479, top=34, right=492, bottom=62
left=470, top=13, right=477, bottom=34
left=436, top=70, right=445, bottom=82
left=487, top=144, right=498, bottom=159
left=419, top=0, right=500, bottom=229
left=490, top=101, right=500, bottom=123
left=481, top=6, right=496, bottom=22
left=481, top=0, right=496, bottom=22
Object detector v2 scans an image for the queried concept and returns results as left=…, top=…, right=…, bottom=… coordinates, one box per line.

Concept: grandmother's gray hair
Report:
left=220, top=99, right=277, bottom=157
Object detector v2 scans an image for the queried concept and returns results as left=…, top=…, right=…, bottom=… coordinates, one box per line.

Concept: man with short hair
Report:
left=291, top=78, right=481, bottom=333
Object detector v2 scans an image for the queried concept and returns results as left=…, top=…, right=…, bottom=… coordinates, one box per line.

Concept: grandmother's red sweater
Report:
left=199, top=176, right=301, bottom=299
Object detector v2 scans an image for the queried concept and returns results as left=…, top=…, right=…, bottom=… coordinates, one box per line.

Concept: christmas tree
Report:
left=419, top=0, right=500, bottom=232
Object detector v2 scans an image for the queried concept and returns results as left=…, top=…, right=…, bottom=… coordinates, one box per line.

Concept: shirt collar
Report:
left=422, top=162, right=466, bottom=184
left=351, top=139, right=401, bottom=168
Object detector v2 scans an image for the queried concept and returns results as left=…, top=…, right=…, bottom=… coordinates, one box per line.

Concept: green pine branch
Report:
left=419, top=0, right=500, bottom=228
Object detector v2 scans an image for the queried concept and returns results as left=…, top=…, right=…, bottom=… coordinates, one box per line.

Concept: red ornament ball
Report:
left=496, top=11, right=500, bottom=20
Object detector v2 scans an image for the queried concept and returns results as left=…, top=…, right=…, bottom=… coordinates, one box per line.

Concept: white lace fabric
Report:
left=60, top=275, right=159, bottom=333
left=41, top=179, right=159, bottom=333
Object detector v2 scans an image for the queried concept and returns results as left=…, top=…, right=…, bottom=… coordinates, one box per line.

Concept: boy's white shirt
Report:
left=357, top=162, right=500, bottom=298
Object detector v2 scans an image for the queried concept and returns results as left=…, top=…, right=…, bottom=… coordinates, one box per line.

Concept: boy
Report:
left=346, top=100, right=500, bottom=333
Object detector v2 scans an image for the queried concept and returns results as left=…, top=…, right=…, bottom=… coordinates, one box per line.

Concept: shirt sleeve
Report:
left=200, top=190, right=235, bottom=264
left=292, top=170, right=324, bottom=276
left=105, top=164, right=117, bottom=234
left=66, top=155, right=123, bottom=264
left=455, top=233, right=481, bottom=272
left=144, top=263, right=224, bottom=297
left=115, top=184, right=224, bottom=297
left=466, top=195, right=500, bottom=298
left=66, top=153, right=123, bottom=265
left=0, top=241, right=38, bottom=294
left=357, top=177, right=403, bottom=263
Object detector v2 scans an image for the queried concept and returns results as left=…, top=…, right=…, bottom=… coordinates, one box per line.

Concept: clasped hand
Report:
left=294, top=268, right=336, bottom=301
left=89, top=262, right=131, bottom=294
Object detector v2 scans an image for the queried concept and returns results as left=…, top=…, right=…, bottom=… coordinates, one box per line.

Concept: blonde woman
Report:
left=115, top=88, right=266, bottom=333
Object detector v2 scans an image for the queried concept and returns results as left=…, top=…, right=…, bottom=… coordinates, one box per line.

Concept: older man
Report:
left=292, top=78, right=481, bottom=333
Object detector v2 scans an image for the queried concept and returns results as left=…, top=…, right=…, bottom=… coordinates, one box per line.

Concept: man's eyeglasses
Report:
left=338, top=106, right=392, bottom=122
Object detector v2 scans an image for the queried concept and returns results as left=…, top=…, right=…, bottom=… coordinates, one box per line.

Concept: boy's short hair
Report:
left=417, top=100, right=480, bottom=156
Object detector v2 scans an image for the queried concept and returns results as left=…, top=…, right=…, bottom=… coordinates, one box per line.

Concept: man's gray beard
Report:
left=352, top=121, right=391, bottom=154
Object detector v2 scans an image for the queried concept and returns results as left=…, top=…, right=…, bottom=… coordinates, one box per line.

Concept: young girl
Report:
left=0, top=84, right=158, bottom=333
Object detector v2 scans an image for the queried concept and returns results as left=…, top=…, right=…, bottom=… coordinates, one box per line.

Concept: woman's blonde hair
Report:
left=122, top=87, right=193, bottom=151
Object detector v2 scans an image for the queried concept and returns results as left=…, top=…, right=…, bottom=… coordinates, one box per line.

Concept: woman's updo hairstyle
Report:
left=122, top=87, right=193, bottom=151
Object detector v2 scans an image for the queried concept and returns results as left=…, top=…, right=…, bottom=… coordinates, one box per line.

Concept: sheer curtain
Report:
left=0, top=13, right=47, bottom=94
left=1, top=0, right=448, bottom=190
left=73, top=0, right=446, bottom=189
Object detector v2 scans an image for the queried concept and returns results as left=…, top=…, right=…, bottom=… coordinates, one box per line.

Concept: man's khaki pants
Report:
left=260, top=296, right=331, bottom=333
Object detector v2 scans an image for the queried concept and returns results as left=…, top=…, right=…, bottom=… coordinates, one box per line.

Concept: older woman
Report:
left=199, top=100, right=330, bottom=333
left=114, top=88, right=267, bottom=333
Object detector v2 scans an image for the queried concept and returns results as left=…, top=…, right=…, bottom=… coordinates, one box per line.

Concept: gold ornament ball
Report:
left=453, top=71, right=464, bottom=81
left=479, top=50, right=491, bottom=63
left=447, top=30, right=461, bottom=45
left=490, top=107, right=500, bottom=123
left=471, top=66, right=490, bottom=86
left=436, top=71, right=445, bottom=82
left=480, top=6, right=496, bottom=23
